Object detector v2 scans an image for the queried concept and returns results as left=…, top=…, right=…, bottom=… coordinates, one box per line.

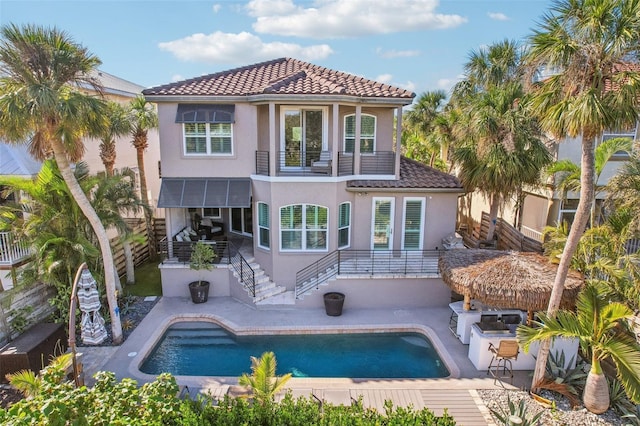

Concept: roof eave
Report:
left=143, top=94, right=414, bottom=106
left=345, top=187, right=465, bottom=194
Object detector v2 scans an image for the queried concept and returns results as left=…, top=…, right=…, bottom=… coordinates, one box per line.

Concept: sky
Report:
left=1, top=0, right=554, bottom=96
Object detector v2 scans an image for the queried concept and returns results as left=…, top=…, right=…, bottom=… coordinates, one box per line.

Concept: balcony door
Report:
left=282, top=107, right=326, bottom=169
left=230, top=207, right=252, bottom=236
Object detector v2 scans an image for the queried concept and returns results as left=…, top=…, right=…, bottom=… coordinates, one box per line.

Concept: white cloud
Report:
left=376, top=74, right=393, bottom=83
left=158, top=31, right=333, bottom=63
left=487, top=12, right=509, bottom=21
left=250, top=0, right=467, bottom=38
left=171, top=74, right=185, bottom=82
left=376, top=48, right=421, bottom=59
left=212, top=4, right=222, bottom=13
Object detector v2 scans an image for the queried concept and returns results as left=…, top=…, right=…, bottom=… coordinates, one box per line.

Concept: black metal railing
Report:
left=255, top=151, right=270, bottom=176
left=230, top=250, right=256, bottom=297
left=360, top=151, right=395, bottom=174
left=159, top=238, right=257, bottom=297
left=274, top=150, right=332, bottom=176
left=295, top=249, right=442, bottom=298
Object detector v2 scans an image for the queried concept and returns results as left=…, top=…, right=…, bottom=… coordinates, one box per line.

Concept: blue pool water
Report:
left=140, top=322, right=449, bottom=378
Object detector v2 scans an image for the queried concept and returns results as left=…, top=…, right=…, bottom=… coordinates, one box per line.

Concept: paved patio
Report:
left=85, top=296, right=536, bottom=426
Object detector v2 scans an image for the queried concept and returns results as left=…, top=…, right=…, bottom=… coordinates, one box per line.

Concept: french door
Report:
left=371, top=198, right=394, bottom=250
left=282, top=107, right=325, bottom=168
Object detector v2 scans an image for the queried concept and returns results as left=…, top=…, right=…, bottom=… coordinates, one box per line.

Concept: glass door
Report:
left=231, top=208, right=253, bottom=236
left=371, top=198, right=394, bottom=250
left=282, top=108, right=324, bottom=169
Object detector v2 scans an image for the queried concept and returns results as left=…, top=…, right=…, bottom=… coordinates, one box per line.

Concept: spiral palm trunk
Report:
left=583, top=371, right=610, bottom=414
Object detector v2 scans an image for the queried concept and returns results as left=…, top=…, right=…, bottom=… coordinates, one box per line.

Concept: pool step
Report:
left=165, top=332, right=237, bottom=346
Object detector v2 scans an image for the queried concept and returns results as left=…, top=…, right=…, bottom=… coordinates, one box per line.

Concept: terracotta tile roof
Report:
left=348, top=157, right=463, bottom=191
left=604, top=62, right=640, bottom=93
left=142, top=58, right=415, bottom=100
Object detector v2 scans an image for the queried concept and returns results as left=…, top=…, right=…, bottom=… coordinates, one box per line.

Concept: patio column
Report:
left=268, top=102, right=277, bottom=176
left=353, top=105, right=362, bottom=175
left=332, top=103, right=339, bottom=177
left=395, top=106, right=402, bottom=179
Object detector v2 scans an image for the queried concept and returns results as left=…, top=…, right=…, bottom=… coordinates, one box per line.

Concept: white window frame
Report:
left=338, top=202, right=351, bottom=249
left=201, top=208, right=222, bottom=219
left=183, top=122, right=233, bottom=156
left=279, top=106, right=329, bottom=164
left=279, top=203, right=328, bottom=252
left=257, top=202, right=270, bottom=250
left=401, top=197, right=425, bottom=250
left=344, top=113, right=376, bottom=154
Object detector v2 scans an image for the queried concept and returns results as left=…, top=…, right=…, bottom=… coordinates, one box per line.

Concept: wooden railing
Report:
left=0, top=232, right=32, bottom=267
left=459, top=212, right=543, bottom=253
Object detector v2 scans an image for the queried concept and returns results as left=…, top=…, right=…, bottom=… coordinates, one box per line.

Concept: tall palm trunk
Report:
left=50, top=137, right=123, bottom=344
left=134, top=132, right=157, bottom=259
left=122, top=240, right=135, bottom=285
left=531, top=136, right=595, bottom=390
left=486, top=193, right=501, bottom=241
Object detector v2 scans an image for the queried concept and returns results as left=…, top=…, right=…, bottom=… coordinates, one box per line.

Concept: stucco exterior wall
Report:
left=157, top=103, right=257, bottom=178
left=159, top=264, right=231, bottom=298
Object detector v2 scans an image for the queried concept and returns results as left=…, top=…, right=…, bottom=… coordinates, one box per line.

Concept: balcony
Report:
left=0, top=231, right=32, bottom=268
left=255, top=151, right=395, bottom=177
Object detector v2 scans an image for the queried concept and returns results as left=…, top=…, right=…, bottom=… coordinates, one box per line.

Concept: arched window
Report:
left=344, top=114, right=376, bottom=153
left=280, top=204, right=328, bottom=251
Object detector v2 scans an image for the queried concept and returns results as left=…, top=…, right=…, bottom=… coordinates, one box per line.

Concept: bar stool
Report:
left=487, top=340, right=519, bottom=385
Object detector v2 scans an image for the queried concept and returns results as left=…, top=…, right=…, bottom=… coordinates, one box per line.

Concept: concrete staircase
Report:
left=231, top=254, right=293, bottom=305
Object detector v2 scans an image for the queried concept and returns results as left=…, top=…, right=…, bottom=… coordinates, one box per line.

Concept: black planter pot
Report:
left=323, top=292, right=345, bottom=316
left=188, top=281, right=210, bottom=303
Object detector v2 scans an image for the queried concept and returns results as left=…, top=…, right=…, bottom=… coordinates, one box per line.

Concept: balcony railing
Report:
left=295, top=249, right=441, bottom=298
left=255, top=150, right=395, bottom=176
left=0, top=231, right=32, bottom=266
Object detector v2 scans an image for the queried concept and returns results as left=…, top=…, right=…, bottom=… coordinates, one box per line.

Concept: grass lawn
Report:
left=122, top=261, right=162, bottom=296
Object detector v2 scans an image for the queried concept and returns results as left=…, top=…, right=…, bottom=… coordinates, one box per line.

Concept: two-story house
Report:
left=144, top=58, right=464, bottom=309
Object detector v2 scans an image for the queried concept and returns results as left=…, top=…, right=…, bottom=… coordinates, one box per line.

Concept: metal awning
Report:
left=175, top=104, right=235, bottom=123
left=157, top=178, right=251, bottom=208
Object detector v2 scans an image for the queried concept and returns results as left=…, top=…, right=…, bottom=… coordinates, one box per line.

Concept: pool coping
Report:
left=128, top=313, right=461, bottom=387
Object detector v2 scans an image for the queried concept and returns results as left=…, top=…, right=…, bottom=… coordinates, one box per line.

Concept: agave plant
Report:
left=490, top=396, right=543, bottom=426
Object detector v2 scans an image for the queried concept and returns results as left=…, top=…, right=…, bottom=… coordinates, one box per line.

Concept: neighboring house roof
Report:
left=0, top=143, right=41, bottom=177
left=86, top=69, right=144, bottom=98
left=142, top=58, right=415, bottom=103
left=605, top=62, right=640, bottom=93
left=347, top=157, right=463, bottom=192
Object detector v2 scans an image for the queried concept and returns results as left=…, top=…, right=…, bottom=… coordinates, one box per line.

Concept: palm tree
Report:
left=546, top=137, right=633, bottom=226
left=403, top=90, right=448, bottom=167
left=128, top=95, right=158, bottom=258
left=606, top=153, right=640, bottom=232
left=517, top=282, right=640, bottom=413
left=0, top=24, right=122, bottom=343
left=98, top=101, right=132, bottom=176
left=524, top=0, right=640, bottom=389
left=238, top=351, right=291, bottom=406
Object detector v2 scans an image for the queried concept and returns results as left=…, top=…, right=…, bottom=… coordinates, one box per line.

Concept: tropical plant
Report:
left=0, top=24, right=123, bottom=342
left=609, top=378, right=640, bottom=425
left=403, top=90, right=448, bottom=168
left=128, top=95, right=158, bottom=259
left=606, top=153, right=640, bottom=233
left=450, top=40, right=551, bottom=240
left=238, top=351, right=291, bottom=406
left=517, top=282, right=640, bottom=414
left=189, top=241, right=216, bottom=287
left=524, top=0, right=640, bottom=390
left=6, top=352, right=73, bottom=399
left=97, top=101, right=132, bottom=176
left=490, top=396, right=544, bottom=426
left=546, top=137, right=633, bottom=226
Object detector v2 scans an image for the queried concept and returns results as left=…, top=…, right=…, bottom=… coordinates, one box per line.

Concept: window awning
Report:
left=175, top=104, right=235, bottom=123
left=157, top=178, right=251, bottom=208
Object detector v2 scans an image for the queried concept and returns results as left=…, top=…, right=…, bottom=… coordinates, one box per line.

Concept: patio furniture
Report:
left=487, top=340, right=519, bottom=385
left=311, top=151, right=332, bottom=174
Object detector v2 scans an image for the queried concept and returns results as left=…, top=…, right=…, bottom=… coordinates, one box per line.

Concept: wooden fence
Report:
left=459, top=211, right=543, bottom=253
left=110, top=219, right=151, bottom=277
left=0, top=281, right=56, bottom=345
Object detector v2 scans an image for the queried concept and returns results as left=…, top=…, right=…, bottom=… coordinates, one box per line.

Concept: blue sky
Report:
left=1, top=0, right=553, bottom=95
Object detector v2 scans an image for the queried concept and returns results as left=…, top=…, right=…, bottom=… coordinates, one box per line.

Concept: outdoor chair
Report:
left=487, top=340, right=519, bottom=385
left=311, top=151, right=332, bottom=174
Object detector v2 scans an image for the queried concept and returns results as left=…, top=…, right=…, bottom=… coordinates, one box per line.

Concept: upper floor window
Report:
left=176, top=104, right=235, bottom=156
left=344, top=114, right=376, bottom=153
left=280, top=204, right=328, bottom=251
left=602, top=123, right=637, bottom=160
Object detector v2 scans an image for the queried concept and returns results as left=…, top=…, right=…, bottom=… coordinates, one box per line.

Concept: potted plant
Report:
left=323, top=292, right=345, bottom=316
left=188, top=241, right=216, bottom=303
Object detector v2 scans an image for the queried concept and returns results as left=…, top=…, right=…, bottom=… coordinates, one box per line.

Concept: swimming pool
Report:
left=140, top=322, right=449, bottom=378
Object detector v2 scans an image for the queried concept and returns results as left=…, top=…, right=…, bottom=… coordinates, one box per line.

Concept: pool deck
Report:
left=87, top=296, right=536, bottom=426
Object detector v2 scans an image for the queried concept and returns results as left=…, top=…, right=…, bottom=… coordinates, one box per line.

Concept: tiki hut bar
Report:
left=439, top=249, right=583, bottom=371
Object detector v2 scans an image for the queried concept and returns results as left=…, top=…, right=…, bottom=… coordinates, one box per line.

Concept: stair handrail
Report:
left=295, top=250, right=340, bottom=298
left=228, top=241, right=256, bottom=297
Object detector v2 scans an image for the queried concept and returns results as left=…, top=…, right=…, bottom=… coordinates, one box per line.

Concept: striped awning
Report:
left=157, top=178, right=251, bottom=208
